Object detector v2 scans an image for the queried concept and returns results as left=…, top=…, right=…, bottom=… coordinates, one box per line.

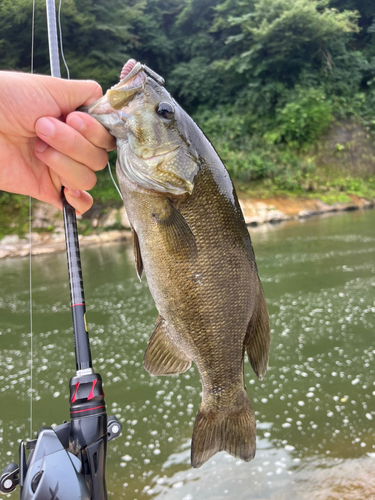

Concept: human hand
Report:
left=0, top=71, right=115, bottom=213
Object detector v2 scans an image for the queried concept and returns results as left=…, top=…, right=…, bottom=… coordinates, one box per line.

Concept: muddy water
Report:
left=0, top=209, right=374, bottom=499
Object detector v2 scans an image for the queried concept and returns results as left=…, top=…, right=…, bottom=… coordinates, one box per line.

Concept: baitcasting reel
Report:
left=0, top=374, right=122, bottom=500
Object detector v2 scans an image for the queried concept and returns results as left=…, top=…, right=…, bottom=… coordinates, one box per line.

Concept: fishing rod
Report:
left=0, top=193, right=122, bottom=499
left=0, top=1, right=121, bottom=498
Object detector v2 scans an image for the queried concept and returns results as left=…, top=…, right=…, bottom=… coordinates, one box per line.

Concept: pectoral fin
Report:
left=144, top=318, right=191, bottom=375
left=131, top=226, right=143, bottom=280
left=153, top=200, right=197, bottom=258
left=244, top=289, right=270, bottom=381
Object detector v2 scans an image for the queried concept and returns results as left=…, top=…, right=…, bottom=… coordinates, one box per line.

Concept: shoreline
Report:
left=0, top=195, right=373, bottom=260
left=238, top=194, right=374, bottom=225
left=0, top=229, right=132, bottom=260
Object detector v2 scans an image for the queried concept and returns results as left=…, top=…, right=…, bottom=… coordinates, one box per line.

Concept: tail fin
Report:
left=191, top=391, right=256, bottom=468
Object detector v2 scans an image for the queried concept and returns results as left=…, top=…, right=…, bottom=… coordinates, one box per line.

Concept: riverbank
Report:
left=238, top=193, right=374, bottom=225
left=0, top=193, right=373, bottom=259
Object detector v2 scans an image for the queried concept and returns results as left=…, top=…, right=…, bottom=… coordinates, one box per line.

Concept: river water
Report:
left=0, top=209, right=374, bottom=499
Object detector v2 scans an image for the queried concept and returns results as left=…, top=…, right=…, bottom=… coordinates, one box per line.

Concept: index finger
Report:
left=66, top=111, right=116, bottom=152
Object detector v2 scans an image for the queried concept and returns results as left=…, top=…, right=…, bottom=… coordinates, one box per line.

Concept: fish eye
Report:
left=155, top=102, right=174, bottom=120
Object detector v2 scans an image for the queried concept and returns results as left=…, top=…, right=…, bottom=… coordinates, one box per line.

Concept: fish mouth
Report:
left=81, top=59, right=199, bottom=196
left=79, top=59, right=165, bottom=131
left=79, top=59, right=164, bottom=112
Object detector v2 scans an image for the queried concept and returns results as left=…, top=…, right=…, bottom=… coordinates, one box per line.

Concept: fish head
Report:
left=82, top=60, right=200, bottom=196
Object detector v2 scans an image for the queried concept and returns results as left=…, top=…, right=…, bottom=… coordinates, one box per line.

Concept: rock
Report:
left=24, top=232, right=41, bottom=242
left=102, top=209, right=119, bottom=228
left=32, top=202, right=62, bottom=229
left=50, top=233, right=66, bottom=243
left=31, top=218, right=49, bottom=229
left=1, top=235, right=20, bottom=244
left=80, top=235, right=101, bottom=245
left=13, top=249, right=29, bottom=258
left=239, top=199, right=290, bottom=225
left=40, top=233, right=52, bottom=242
left=298, top=210, right=319, bottom=219
left=99, top=230, right=130, bottom=243
left=319, top=119, right=375, bottom=178
left=32, top=245, right=60, bottom=255
left=342, top=204, right=359, bottom=211
left=315, top=200, right=337, bottom=213
left=0, top=249, right=11, bottom=258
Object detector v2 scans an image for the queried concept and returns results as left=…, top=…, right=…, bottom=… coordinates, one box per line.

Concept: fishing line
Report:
left=29, top=0, right=36, bottom=439
left=28, top=198, right=33, bottom=439
left=31, top=0, right=35, bottom=74
left=107, top=161, right=123, bottom=200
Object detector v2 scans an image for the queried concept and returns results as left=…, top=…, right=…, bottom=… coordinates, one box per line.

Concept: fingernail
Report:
left=66, top=189, right=81, bottom=198
left=36, top=117, right=55, bottom=137
left=34, top=140, right=48, bottom=153
left=68, top=114, right=85, bottom=131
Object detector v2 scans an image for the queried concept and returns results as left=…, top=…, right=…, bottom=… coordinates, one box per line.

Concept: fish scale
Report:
left=84, top=60, right=271, bottom=468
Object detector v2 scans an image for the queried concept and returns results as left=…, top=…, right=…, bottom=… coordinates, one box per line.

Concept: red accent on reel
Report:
left=71, top=382, right=80, bottom=403
left=87, top=379, right=98, bottom=400
left=71, top=405, right=105, bottom=414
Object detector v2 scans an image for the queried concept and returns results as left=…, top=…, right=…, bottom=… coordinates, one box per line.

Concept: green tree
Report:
left=1, top=0, right=374, bottom=192
left=0, top=0, right=143, bottom=89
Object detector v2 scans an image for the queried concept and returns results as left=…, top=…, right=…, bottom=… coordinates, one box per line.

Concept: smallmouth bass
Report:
left=84, top=59, right=271, bottom=468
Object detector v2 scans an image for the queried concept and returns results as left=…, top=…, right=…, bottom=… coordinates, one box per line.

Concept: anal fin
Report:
left=244, top=289, right=270, bottom=381
left=144, top=318, right=191, bottom=375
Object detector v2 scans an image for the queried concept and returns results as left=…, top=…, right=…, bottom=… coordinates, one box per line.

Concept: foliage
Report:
left=264, top=86, right=333, bottom=148
left=0, top=192, right=29, bottom=238
left=89, top=152, right=124, bottom=204
left=220, top=0, right=358, bottom=78
left=0, top=0, right=375, bottom=207
left=0, top=0, right=143, bottom=89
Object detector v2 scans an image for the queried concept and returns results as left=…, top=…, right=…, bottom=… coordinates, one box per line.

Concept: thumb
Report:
left=40, top=77, right=104, bottom=114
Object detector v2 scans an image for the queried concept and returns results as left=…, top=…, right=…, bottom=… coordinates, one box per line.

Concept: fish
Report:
left=83, top=59, right=271, bottom=468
